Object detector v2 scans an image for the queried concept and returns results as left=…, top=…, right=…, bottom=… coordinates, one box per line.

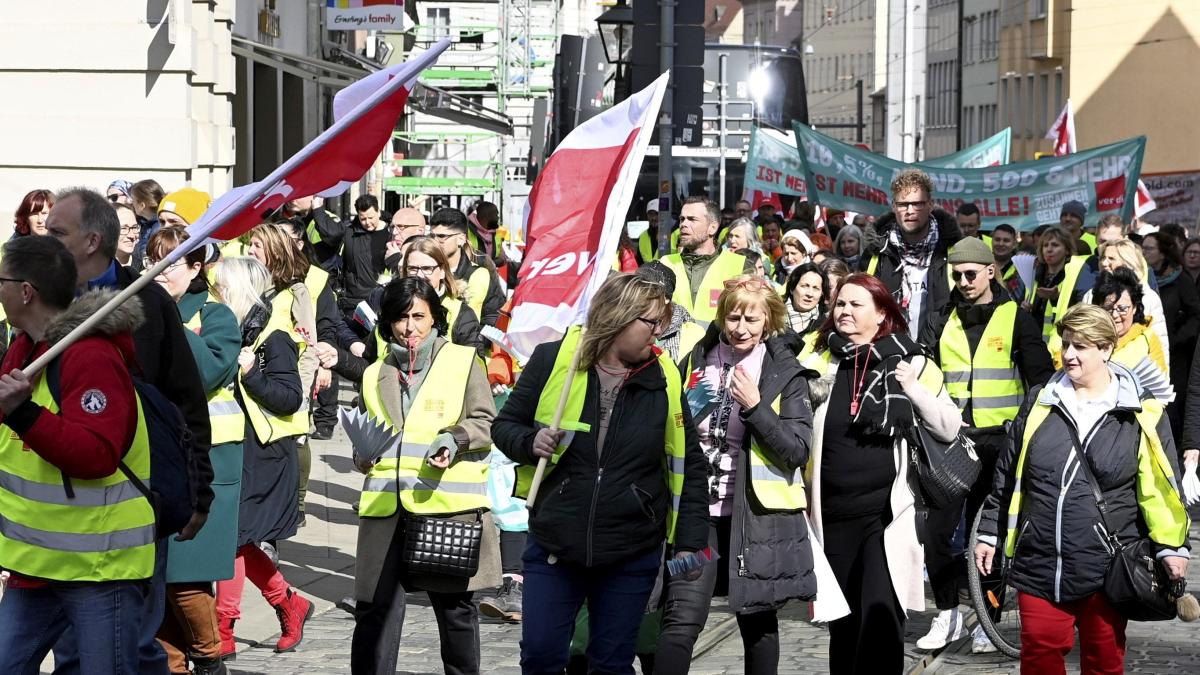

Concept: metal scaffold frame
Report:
left=384, top=0, right=558, bottom=221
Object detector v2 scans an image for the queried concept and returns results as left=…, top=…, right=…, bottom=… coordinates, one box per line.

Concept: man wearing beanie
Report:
left=1059, top=199, right=1093, bottom=255
left=917, top=235, right=1054, bottom=654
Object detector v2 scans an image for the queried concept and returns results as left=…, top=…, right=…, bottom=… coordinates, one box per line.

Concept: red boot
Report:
left=218, top=617, right=237, bottom=660
left=273, top=589, right=314, bottom=653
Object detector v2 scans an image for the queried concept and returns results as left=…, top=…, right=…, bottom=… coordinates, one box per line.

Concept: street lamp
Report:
left=595, top=0, right=633, bottom=100
left=595, top=0, right=633, bottom=66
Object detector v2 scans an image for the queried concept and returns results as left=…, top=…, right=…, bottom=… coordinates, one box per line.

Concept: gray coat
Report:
left=354, top=339, right=500, bottom=601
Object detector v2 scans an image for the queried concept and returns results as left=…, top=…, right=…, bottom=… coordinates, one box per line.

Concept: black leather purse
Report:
left=910, top=423, right=982, bottom=509
left=402, top=510, right=484, bottom=578
left=1071, top=438, right=1178, bottom=621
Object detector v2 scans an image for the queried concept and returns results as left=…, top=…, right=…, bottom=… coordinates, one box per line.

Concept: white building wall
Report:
left=0, top=1, right=236, bottom=236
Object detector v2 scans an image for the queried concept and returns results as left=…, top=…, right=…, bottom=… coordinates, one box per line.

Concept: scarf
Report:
left=658, top=303, right=693, bottom=362
left=888, top=214, right=940, bottom=269
left=387, top=331, right=441, bottom=415
left=468, top=212, right=496, bottom=258
left=826, top=330, right=926, bottom=437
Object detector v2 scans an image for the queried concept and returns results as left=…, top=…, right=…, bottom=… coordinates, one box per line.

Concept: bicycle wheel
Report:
left=965, top=507, right=1022, bottom=659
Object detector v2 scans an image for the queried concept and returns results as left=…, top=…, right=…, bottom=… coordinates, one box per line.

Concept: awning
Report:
left=231, top=36, right=513, bottom=135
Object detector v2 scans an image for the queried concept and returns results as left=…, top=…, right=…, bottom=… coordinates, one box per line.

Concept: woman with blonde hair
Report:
left=1090, top=238, right=1168, bottom=362
left=975, top=303, right=1188, bottom=674
left=656, top=274, right=816, bottom=675
left=493, top=273, right=709, bottom=674
left=212, top=256, right=314, bottom=656
left=1022, top=226, right=1094, bottom=344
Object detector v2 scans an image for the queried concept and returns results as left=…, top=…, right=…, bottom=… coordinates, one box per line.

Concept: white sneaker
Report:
left=916, top=606, right=968, bottom=650
left=971, top=625, right=998, bottom=654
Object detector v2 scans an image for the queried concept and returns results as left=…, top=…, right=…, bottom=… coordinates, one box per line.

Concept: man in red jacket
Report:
left=0, top=235, right=151, bottom=674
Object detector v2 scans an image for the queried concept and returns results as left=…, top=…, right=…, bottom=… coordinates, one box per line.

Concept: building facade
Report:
left=0, top=1, right=238, bottom=228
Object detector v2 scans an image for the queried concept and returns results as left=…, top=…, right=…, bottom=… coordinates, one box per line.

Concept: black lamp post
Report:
left=595, top=0, right=633, bottom=100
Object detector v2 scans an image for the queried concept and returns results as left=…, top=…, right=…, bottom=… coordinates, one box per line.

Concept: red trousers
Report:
left=215, top=543, right=290, bottom=620
left=1018, top=591, right=1127, bottom=675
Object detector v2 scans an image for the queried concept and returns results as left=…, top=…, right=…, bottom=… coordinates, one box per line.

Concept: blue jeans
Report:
left=520, top=540, right=662, bottom=675
left=52, top=539, right=168, bottom=675
left=0, top=578, right=148, bottom=675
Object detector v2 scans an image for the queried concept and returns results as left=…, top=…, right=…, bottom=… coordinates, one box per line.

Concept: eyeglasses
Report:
left=145, top=258, right=186, bottom=273
left=120, top=225, right=140, bottom=234
left=430, top=232, right=459, bottom=241
left=722, top=277, right=773, bottom=292
left=1106, top=304, right=1133, bottom=317
left=0, top=277, right=33, bottom=289
left=893, top=200, right=929, bottom=211
left=405, top=264, right=439, bottom=277
left=951, top=269, right=986, bottom=283
left=634, top=316, right=664, bottom=332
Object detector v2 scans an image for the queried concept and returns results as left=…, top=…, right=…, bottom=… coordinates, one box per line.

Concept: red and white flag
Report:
left=501, top=73, right=670, bottom=364
left=1047, top=99, right=1156, bottom=217
left=1046, top=100, right=1077, bottom=156
left=180, top=40, right=451, bottom=251
left=1134, top=179, right=1158, bottom=218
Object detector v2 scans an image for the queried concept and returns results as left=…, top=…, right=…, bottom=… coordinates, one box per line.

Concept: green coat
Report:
left=167, top=290, right=245, bottom=583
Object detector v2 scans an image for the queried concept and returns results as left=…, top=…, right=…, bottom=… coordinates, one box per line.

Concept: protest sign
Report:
left=744, top=127, right=1011, bottom=197
left=791, top=123, right=1145, bottom=231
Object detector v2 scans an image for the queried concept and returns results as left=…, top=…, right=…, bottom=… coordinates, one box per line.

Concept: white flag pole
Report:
left=19, top=41, right=451, bottom=379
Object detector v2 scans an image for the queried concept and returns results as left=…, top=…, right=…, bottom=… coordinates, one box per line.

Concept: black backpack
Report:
left=48, top=358, right=198, bottom=538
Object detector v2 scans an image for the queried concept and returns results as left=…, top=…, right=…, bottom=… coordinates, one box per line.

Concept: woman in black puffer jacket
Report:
left=655, top=275, right=816, bottom=675
left=975, top=305, right=1190, bottom=674
left=493, top=274, right=709, bottom=675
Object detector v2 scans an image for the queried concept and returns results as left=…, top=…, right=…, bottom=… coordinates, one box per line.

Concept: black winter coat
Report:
left=492, top=339, right=709, bottom=567
left=978, top=377, right=1183, bottom=603
left=235, top=330, right=304, bottom=547
left=683, top=329, right=817, bottom=612
left=114, top=264, right=215, bottom=513
left=859, top=207, right=962, bottom=346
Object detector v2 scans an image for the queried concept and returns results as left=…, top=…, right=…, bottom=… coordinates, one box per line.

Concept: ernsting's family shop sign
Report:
left=325, top=0, right=410, bottom=30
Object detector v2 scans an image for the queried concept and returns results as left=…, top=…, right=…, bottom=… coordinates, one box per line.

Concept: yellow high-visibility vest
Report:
left=1004, top=396, right=1188, bottom=558
left=183, top=294, right=246, bottom=446
left=660, top=251, right=746, bottom=325
left=0, top=372, right=155, bottom=581
left=358, top=342, right=489, bottom=517
left=1029, top=255, right=1088, bottom=346
left=939, top=301, right=1024, bottom=428
left=514, top=327, right=689, bottom=542
left=240, top=289, right=310, bottom=444
left=683, top=352, right=806, bottom=512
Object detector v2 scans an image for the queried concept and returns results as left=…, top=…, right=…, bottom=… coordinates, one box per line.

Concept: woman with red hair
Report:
left=12, top=189, right=54, bottom=237
left=800, top=273, right=961, bottom=674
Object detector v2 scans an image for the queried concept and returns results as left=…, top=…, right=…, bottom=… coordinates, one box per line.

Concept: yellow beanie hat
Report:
left=158, top=187, right=212, bottom=226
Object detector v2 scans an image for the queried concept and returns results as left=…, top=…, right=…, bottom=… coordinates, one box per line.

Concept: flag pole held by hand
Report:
left=525, top=345, right=584, bottom=507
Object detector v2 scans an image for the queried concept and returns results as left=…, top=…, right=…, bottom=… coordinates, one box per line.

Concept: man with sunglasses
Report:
left=860, top=169, right=962, bottom=345
left=918, top=236, right=1054, bottom=654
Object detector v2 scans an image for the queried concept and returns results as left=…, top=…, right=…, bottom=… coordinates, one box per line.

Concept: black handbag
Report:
left=401, top=509, right=484, bottom=578
left=1070, top=433, right=1178, bottom=621
left=909, top=422, right=982, bottom=509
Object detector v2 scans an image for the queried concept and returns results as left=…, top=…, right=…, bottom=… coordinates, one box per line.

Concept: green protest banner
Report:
left=744, top=127, right=1011, bottom=197
left=791, top=123, right=1145, bottom=231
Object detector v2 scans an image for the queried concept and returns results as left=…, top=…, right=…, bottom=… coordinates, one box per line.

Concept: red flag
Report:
left=501, top=73, right=670, bottom=363
left=183, top=41, right=450, bottom=248
left=1134, top=179, right=1158, bottom=218
left=1046, top=100, right=1077, bottom=157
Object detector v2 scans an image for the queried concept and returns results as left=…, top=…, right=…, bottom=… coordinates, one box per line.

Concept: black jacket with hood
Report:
left=978, top=368, right=1188, bottom=603
left=858, top=207, right=962, bottom=346
left=681, top=327, right=817, bottom=612
left=492, top=338, right=710, bottom=567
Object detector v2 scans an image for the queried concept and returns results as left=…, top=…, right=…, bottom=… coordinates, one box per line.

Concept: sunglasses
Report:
left=723, top=277, right=773, bottom=292
left=107, top=194, right=123, bottom=203
left=951, top=269, right=986, bottom=283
